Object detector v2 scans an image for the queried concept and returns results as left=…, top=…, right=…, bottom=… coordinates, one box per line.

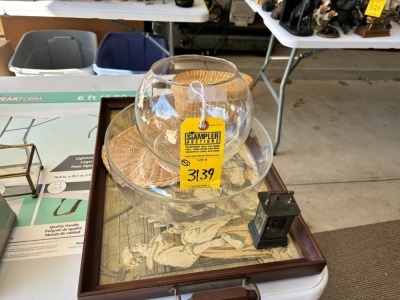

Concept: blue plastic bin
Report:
left=93, top=32, right=167, bottom=75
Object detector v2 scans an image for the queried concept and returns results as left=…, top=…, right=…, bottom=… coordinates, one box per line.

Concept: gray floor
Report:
left=219, top=45, right=400, bottom=233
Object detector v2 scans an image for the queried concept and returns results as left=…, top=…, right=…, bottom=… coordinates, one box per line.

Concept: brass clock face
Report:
left=254, top=205, right=267, bottom=235
left=265, top=217, right=288, bottom=237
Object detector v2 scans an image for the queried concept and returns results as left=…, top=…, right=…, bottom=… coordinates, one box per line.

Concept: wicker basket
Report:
left=171, top=70, right=254, bottom=119
left=102, top=126, right=179, bottom=188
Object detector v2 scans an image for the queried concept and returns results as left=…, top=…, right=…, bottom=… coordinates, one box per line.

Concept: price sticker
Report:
left=180, top=117, right=225, bottom=189
left=365, top=0, right=386, bottom=17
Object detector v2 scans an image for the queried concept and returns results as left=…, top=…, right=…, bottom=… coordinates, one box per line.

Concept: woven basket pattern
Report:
left=171, top=70, right=253, bottom=118
left=102, top=126, right=179, bottom=188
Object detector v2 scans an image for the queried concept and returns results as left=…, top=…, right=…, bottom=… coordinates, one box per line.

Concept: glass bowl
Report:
left=103, top=104, right=273, bottom=227
left=134, top=55, right=254, bottom=168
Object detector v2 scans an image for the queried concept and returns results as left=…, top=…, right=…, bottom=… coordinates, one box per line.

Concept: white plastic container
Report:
left=9, top=30, right=97, bottom=76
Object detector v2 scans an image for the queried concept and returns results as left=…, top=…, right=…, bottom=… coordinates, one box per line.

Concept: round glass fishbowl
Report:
left=103, top=103, right=273, bottom=227
left=134, top=55, right=254, bottom=168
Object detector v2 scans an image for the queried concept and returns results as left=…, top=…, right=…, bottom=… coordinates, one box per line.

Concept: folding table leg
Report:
left=253, top=34, right=298, bottom=155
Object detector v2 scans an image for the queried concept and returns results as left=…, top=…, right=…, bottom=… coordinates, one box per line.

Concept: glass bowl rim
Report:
left=104, top=103, right=274, bottom=204
left=148, top=54, right=246, bottom=87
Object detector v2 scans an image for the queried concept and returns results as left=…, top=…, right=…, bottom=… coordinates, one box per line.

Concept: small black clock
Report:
left=249, top=191, right=300, bottom=249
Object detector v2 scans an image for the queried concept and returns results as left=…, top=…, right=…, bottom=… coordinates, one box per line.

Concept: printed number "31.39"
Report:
left=187, top=168, right=215, bottom=182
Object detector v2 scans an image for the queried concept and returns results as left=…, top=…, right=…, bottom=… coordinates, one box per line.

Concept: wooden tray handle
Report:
left=191, top=286, right=259, bottom=300
left=170, top=277, right=260, bottom=300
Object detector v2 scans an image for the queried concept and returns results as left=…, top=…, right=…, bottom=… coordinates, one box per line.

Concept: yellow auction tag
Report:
left=180, top=117, right=225, bottom=189
left=365, top=0, right=386, bottom=17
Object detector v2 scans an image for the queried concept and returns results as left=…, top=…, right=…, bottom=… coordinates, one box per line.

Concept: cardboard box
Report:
left=1, top=16, right=144, bottom=50
left=0, top=40, right=14, bottom=76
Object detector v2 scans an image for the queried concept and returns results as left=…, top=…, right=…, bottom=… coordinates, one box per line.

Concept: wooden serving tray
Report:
left=78, top=97, right=326, bottom=300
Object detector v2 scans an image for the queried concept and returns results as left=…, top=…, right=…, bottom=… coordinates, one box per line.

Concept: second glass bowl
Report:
left=103, top=103, right=273, bottom=227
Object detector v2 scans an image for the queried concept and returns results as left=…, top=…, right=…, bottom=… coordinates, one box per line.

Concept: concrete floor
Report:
left=219, top=45, right=400, bottom=233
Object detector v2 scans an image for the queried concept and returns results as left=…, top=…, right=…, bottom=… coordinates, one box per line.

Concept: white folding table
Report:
left=0, top=75, right=328, bottom=300
left=244, top=0, right=400, bottom=154
left=0, top=0, right=209, bottom=56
